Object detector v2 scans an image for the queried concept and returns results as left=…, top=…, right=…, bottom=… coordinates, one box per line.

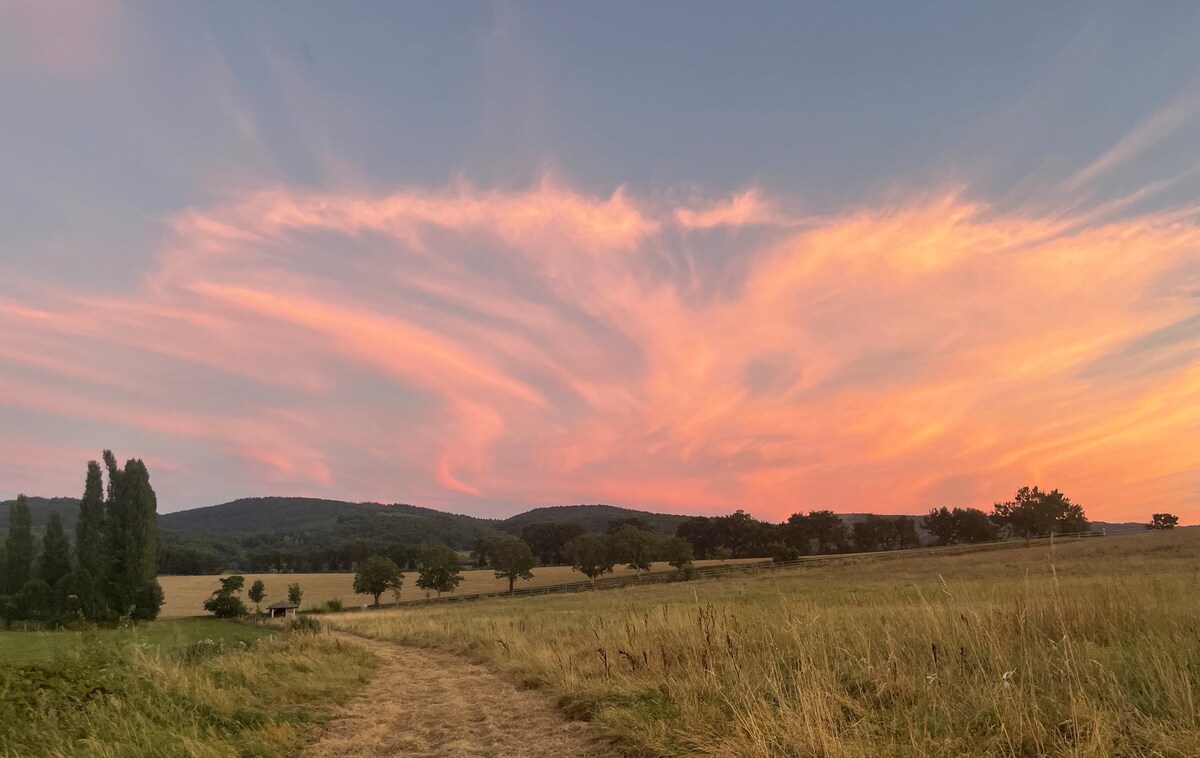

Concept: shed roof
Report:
left=266, top=600, right=299, bottom=609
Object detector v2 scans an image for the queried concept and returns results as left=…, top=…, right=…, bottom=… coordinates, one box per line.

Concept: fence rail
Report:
left=330, top=530, right=1107, bottom=614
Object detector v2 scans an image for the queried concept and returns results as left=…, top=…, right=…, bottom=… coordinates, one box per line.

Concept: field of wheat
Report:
left=329, top=530, right=1200, bottom=757
left=157, top=558, right=761, bottom=618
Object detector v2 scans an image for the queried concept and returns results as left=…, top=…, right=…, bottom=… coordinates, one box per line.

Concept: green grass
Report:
left=331, top=530, right=1200, bottom=757
left=0, top=625, right=376, bottom=757
left=0, top=618, right=274, bottom=665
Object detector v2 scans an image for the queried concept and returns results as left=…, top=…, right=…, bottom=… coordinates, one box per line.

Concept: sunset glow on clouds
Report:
left=2, top=181, right=1197, bottom=522
left=1, top=4, right=1198, bottom=522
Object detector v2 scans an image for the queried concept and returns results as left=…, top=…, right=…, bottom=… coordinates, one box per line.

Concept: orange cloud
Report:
left=1, top=180, right=1197, bottom=524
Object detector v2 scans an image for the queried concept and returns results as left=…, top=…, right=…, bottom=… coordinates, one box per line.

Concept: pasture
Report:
left=0, top=620, right=376, bottom=757
left=0, top=617, right=273, bottom=665
left=329, top=530, right=1200, bottom=757
left=158, top=558, right=761, bottom=618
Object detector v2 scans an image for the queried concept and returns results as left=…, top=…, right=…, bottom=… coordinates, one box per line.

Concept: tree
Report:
left=1147, top=513, right=1179, bottom=530
left=520, top=522, right=586, bottom=565
left=663, top=536, right=694, bottom=574
left=387, top=574, right=404, bottom=603
left=491, top=538, right=536, bottom=593
left=415, top=544, right=462, bottom=598
left=565, top=533, right=614, bottom=586
left=354, top=555, right=405, bottom=605
left=851, top=515, right=891, bottom=552
left=991, top=487, right=1088, bottom=545
left=75, top=461, right=109, bottom=620
left=922, top=507, right=957, bottom=545
left=473, top=537, right=497, bottom=568
left=39, top=511, right=72, bottom=592
left=606, top=517, right=651, bottom=534
left=203, top=575, right=247, bottom=618
left=103, top=452, right=162, bottom=620
left=923, top=507, right=997, bottom=545
left=892, top=516, right=920, bottom=549
left=611, top=525, right=659, bottom=579
left=805, top=510, right=849, bottom=554
left=248, top=580, right=266, bottom=614
left=287, top=583, right=303, bottom=605
left=15, top=579, right=53, bottom=622
left=5, top=495, right=33, bottom=595
left=676, top=516, right=721, bottom=559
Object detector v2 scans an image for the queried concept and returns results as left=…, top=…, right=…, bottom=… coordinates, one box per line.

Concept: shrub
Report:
left=324, top=598, right=344, bottom=613
left=288, top=615, right=321, bottom=634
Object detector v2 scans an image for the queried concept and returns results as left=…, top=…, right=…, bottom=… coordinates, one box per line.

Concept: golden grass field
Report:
left=158, top=558, right=763, bottom=618
left=328, top=530, right=1200, bottom=757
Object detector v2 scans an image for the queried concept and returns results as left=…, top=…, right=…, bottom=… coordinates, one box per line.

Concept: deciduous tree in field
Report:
left=566, top=533, right=615, bottom=586
left=520, top=522, right=586, bottom=565
left=922, top=507, right=997, bottom=545
left=203, top=575, right=248, bottom=618
left=491, top=538, right=536, bottom=593
left=287, top=582, right=303, bottom=605
left=611, top=525, right=659, bottom=580
left=248, top=580, right=266, bottom=614
left=663, top=536, right=694, bottom=575
left=5, top=495, right=33, bottom=594
left=414, top=544, right=462, bottom=598
left=991, top=487, right=1088, bottom=545
left=354, top=555, right=405, bottom=605
left=1147, top=513, right=1179, bottom=530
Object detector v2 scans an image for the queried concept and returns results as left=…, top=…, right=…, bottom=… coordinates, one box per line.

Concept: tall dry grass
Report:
left=331, top=531, right=1200, bottom=756
left=0, top=630, right=376, bottom=757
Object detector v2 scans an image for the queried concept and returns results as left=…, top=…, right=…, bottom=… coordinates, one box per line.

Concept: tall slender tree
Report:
left=40, top=511, right=72, bottom=589
left=5, top=494, right=34, bottom=594
left=75, top=460, right=109, bottom=620
left=102, top=452, right=163, bottom=619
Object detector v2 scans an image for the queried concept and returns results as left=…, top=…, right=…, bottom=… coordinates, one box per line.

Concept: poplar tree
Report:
left=40, top=511, right=72, bottom=589
left=5, top=495, right=34, bottom=594
left=102, top=452, right=163, bottom=620
left=75, top=460, right=109, bottom=620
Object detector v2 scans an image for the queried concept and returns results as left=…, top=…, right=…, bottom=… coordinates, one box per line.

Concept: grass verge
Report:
left=0, top=624, right=376, bottom=757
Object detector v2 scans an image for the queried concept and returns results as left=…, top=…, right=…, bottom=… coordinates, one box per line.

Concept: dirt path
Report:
left=301, top=631, right=615, bottom=758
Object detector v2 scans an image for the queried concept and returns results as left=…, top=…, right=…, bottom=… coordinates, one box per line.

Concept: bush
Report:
left=324, top=599, right=344, bottom=613
left=288, top=616, right=321, bottom=634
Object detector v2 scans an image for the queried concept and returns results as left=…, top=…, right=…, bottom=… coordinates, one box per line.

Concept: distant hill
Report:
left=497, top=504, right=690, bottom=536
left=0, top=496, right=80, bottom=532
left=158, top=496, right=505, bottom=549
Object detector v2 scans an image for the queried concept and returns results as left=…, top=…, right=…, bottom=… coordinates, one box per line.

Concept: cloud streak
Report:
left=1, top=181, right=1197, bottom=524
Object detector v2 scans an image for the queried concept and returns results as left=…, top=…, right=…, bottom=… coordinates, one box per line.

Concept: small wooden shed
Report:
left=267, top=600, right=298, bottom=619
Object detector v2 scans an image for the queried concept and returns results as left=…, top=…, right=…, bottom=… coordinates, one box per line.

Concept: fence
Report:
left=335, top=529, right=1107, bottom=613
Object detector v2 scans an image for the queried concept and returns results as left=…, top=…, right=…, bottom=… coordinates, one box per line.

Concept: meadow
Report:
left=0, top=620, right=376, bottom=757
left=157, top=558, right=761, bottom=618
left=329, top=530, right=1200, bottom=757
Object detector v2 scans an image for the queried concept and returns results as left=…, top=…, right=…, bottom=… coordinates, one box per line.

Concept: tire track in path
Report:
left=302, top=631, right=616, bottom=758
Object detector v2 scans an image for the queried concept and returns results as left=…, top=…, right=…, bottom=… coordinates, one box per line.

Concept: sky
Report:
left=1, top=2, right=1198, bottom=524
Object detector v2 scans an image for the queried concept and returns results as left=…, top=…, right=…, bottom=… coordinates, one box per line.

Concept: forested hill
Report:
left=1, top=496, right=80, bottom=531
left=496, top=504, right=689, bottom=536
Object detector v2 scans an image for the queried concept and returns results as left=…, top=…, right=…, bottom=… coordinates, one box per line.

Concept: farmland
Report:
left=157, top=558, right=762, bottom=618
left=329, top=530, right=1200, bottom=757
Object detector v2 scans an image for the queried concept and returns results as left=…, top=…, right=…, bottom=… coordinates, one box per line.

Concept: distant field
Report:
left=331, top=530, right=1200, bottom=757
left=158, top=558, right=762, bottom=618
left=0, top=616, right=273, bottom=665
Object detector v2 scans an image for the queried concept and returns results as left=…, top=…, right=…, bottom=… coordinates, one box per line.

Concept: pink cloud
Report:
left=1, top=180, right=1198, bottom=525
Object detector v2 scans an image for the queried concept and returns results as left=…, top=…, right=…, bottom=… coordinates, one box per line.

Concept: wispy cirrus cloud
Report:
left=1, top=180, right=1197, bottom=523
